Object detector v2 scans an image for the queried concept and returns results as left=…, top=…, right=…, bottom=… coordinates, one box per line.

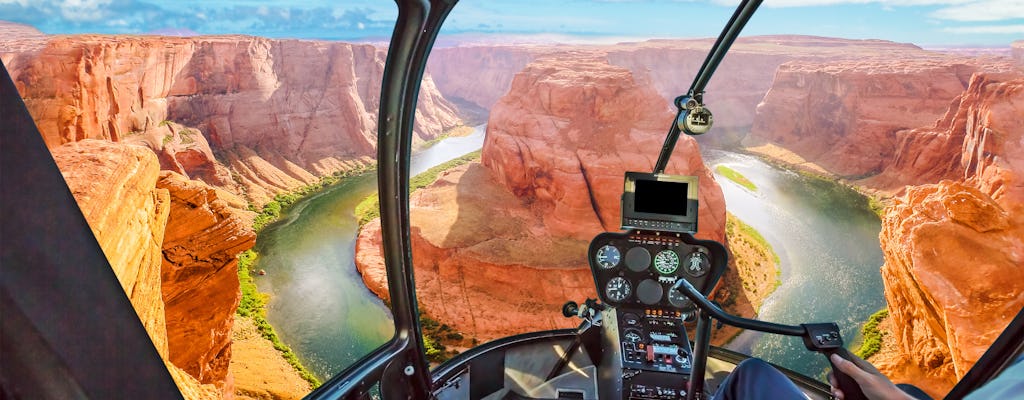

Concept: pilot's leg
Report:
left=712, top=358, right=804, bottom=400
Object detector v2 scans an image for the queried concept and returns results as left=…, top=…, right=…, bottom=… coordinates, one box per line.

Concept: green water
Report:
left=253, top=125, right=486, bottom=380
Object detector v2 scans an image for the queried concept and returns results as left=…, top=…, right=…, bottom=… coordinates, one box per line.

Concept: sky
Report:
left=0, top=0, right=1021, bottom=47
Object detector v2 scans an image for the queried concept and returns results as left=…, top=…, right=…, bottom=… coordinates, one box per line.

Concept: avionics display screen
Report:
left=621, top=172, right=698, bottom=233
left=634, top=179, right=688, bottom=216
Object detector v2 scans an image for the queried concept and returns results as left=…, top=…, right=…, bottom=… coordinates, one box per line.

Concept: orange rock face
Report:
left=483, top=56, right=726, bottom=243
left=750, top=57, right=1017, bottom=178
left=158, top=172, right=256, bottom=391
left=864, top=75, right=1024, bottom=396
left=52, top=140, right=172, bottom=359
left=878, top=181, right=1024, bottom=396
left=50, top=140, right=236, bottom=399
left=356, top=57, right=726, bottom=339
left=4, top=35, right=461, bottom=206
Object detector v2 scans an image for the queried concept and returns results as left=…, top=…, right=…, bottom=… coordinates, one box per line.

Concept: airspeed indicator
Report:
left=595, top=245, right=621, bottom=269
left=653, top=250, right=680, bottom=275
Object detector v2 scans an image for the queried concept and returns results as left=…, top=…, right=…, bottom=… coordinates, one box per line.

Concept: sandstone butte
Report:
left=51, top=139, right=255, bottom=399
left=355, top=56, right=727, bottom=340
left=3, top=32, right=461, bottom=207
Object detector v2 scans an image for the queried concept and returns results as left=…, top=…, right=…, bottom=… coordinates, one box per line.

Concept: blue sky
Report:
left=0, top=0, right=1021, bottom=47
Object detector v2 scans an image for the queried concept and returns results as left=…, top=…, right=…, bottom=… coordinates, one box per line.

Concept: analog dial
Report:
left=605, top=277, right=632, bottom=303
left=668, top=285, right=694, bottom=310
left=685, top=251, right=710, bottom=277
left=595, top=245, right=621, bottom=269
left=623, top=329, right=643, bottom=343
left=653, top=250, right=680, bottom=275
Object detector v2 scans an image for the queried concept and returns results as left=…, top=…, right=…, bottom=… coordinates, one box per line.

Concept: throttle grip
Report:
left=827, top=347, right=867, bottom=400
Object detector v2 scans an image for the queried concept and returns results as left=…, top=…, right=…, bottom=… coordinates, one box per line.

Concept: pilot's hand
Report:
left=828, top=353, right=914, bottom=400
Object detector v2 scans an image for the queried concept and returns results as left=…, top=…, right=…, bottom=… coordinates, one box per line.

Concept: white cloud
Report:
left=931, top=0, right=1024, bottom=21
left=59, top=0, right=113, bottom=22
left=943, top=23, right=1024, bottom=32
left=711, top=0, right=979, bottom=7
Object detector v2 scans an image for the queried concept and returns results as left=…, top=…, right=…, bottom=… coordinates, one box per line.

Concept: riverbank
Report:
left=712, top=213, right=782, bottom=345
left=741, top=141, right=888, bottom=217
left=231, top=165, right=380, bottom=395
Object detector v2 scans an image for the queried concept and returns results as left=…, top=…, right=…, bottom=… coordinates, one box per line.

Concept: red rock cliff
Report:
left=51, top=140, right=251, bottom=399
left=356, top=57, right=726, bottom=340
left=870, top=75, right=1024, bottom=397
left=4, top=35, right=461, bottom=205
left=750, top=57, right=1016, bottom=178
left=158, top=172, right=256, bottom=391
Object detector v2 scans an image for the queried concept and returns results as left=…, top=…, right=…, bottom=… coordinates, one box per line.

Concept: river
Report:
left=704, top=150, right=885, bottom=380
left=253, top=125, right=486, bottom=380
left=254, top=134, right=883, bottom=383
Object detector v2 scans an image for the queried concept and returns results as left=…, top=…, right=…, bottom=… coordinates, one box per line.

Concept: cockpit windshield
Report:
left=2, top=1, right=1022, bottom=399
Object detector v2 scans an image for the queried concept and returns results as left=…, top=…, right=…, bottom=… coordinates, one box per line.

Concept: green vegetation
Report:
left=420, top=312, right=465, bottom=363
left=237, top=250, right=321, bottom=387
left=417, top=125, right=474, bottom=150
left=158, top=119, right=171, bottom=127
left=716, top=165, right=757, bottom=191
left=855, top=308, right=889, bottom=359
left=252, top=165, right=376, bottom=231
left=867, top=194, right=887, bottom=218
left=355, top=150, right=481, bottom=226
left=179, top=129, right=196, bottom=145
left=236, top=163, right=376, bottom=387
left=162, top=133, right=174, bottom=145
left=726, top=213, right=780, bottom=264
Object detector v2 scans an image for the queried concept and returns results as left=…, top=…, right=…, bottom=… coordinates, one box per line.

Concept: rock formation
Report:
left=1012, top=41, right=1023, bottom=67
left=482, top=56, right=726, bottom=242
left=872, top=75, right=1024, bottom=396
left=749, top=57, right=1017, bottom=179
left=356, top=57, right=726, bottom=339
left=51, top=140, right=172, bottom=360
left=51, top=140, right=245, bottom=399
left=3, top=34, right=462, bottom=205
left=158, top=171, right=256, bottom=391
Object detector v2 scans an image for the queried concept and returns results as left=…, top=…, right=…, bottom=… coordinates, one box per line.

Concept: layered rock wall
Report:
left=874, top=76, right=1024, bottom=395
left=5, top=35, right=461, bottom=205
left=51, top=140, right=247, bottom=399
left=158, top=172, right=256, bottom=389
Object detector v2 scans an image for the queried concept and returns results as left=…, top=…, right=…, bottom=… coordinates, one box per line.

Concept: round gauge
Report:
left=621, top=313, right=641, bottom=326
left=653, top=250, right=680, bottom=275
left=625, top=247, right=651, bottom=272
left=684, top=251, right=711, bottom=277
left=594, top=245, right=621, bottom=269
left=623, top=329, right=643, bottom=343
left=636, top=279, right=664, bottom=305
left=668, top=285, right=695, bottom=310
left=605, top=277, right=632, bottom=303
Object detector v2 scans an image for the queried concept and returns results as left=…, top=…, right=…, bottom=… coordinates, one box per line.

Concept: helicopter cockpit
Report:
left=2, top=0, right=1024, bottom=399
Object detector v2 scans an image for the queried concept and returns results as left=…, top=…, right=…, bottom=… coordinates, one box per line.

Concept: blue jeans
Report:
left=711, top=358, right=804, bottom=400
left=712, top=358, right=933, bottom=400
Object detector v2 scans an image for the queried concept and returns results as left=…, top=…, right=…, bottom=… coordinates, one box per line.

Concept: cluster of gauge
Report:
left=590, top=238, right=712, bottom=310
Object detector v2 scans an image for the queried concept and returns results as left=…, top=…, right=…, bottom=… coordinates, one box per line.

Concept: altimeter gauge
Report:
left=605, top=277, right=632, bottom=303
left=653, top=250, right=680, bottom=275
left=595, top=245, right=621, bottom=269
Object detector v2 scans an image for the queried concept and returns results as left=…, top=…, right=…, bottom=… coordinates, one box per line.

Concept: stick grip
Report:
left=827, top=348, right=867, bottom=400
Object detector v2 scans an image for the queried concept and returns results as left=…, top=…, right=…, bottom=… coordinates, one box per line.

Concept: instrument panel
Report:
left=588, top=230, right=727, bottom=311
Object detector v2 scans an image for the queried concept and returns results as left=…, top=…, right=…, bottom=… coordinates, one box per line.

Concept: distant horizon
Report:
left=1, top=19, right=1020, bottom=52
left=0, top=1, right=1021, bottom=48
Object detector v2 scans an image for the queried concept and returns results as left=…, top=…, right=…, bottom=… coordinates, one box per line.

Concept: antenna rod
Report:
left=653, top=0, right=762, bottom=174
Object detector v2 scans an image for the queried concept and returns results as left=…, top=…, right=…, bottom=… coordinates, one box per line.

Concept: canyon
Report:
left=4, top=18, right=1023, bottom=399
left=356, top=56, right=727, bottom=339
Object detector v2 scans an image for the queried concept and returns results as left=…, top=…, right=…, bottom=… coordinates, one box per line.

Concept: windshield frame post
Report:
left=376, top=0, right=459, bottom=399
